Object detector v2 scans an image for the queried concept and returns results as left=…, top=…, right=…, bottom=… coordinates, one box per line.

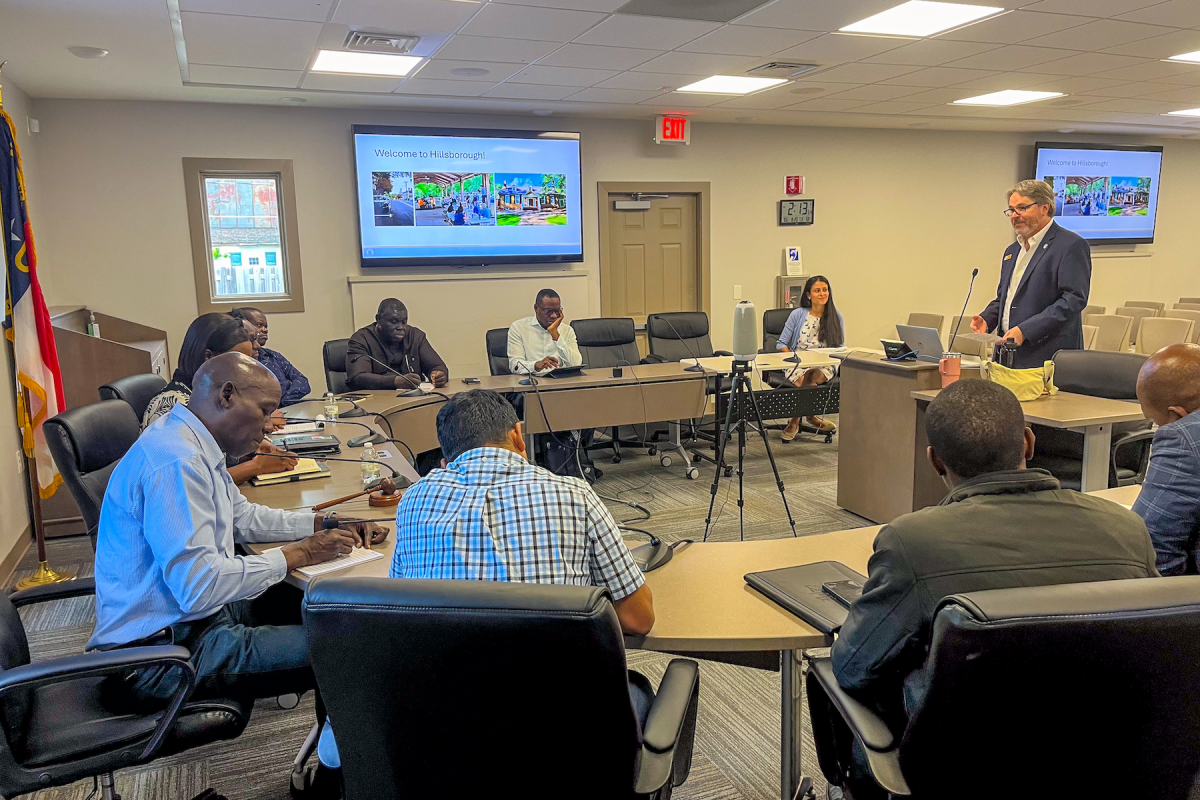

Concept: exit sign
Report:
left=654, top=115, right=690, bottom=145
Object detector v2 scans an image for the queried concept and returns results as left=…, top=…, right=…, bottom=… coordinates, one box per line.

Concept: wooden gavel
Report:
left=312, top=477, right=401, bottom=511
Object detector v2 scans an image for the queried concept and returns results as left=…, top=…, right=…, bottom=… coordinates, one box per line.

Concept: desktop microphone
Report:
left=948, top=268, right=980, bottom=353
left=651, top=314, right=706, bottom=373
left=731, top=301, right=758, bottom=362
left=349, top=353, right=426, bottom=397
left=286, top=396, right=368, bottom=417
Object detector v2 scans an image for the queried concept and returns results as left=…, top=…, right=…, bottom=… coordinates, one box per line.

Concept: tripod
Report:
left=703, top=360, right=798, bottom=542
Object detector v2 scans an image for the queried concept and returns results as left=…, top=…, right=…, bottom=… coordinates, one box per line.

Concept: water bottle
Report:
left=323, top=391, right=339, bottom=420
left=360, top=442, right=380, bottom=487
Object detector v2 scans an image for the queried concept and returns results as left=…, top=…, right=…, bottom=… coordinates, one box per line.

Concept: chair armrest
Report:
left=713, top=350, right=734, bottom=357
left=9, top=577, right=96, bottom=608
left=807, top=659, right=893, bottom=752
left=0, top=645, right=196, bottom=762
left=634, top=659, right=700, bottom=795
left=1111, top=428, right=1155, bottom=477
left=640, top=354, right=668, bottom=364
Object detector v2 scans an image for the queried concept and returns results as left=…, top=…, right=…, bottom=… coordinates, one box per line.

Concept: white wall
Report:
left=0, top=79, right=40, bottom=567
left=24, top=98, right=1200, bottom=394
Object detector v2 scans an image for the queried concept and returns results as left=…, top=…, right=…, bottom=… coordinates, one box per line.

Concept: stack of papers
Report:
left=296, top=548, right=384, bottom=578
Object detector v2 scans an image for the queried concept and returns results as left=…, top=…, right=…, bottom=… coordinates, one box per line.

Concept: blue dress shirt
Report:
left=258, top=347, right=311, bottom=406
left=88, top=403, right=316, bottom=650
left=1133, top=409, right=1200, bottom=575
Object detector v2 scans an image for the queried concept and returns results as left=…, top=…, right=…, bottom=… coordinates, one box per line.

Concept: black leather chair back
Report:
left=485, top=328, right=511, bottom=376
left=1052, top=349, right=1146, bottom=399
left=323, top=339, right=350, bottom=394
left=98, top=373, right=167, bottom=421
left=762, top=308, right=793, bottom=352
left=900, top=577, right=1200, bottom=797
left=307, top=578, right=642, bottom=799
left=575, top=317, right=641, bottom=368
left=44, top=401, right=141, bottom=549
left=646, top=312, right=716, bottom=362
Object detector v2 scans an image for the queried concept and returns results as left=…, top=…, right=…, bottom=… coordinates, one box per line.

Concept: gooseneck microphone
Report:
left=349, top=353, right=426, bottom=397
left=651, top=314, right=706, bottom=373
left=287, top=396, right=368, bottom=417
left=948, top=268, right=980, bottom=353
left=255, top=451, right=404, bottom=480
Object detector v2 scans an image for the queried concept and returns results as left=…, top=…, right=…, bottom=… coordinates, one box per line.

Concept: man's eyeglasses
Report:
left=1003, top=203, right=1044, bottom=217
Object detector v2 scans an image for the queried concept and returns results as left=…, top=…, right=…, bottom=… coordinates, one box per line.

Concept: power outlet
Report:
left=733, top=284, right=742, bottom=300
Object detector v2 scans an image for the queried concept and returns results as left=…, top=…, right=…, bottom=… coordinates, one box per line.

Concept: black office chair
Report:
left=323, top=338, right=350, bottom=394
left=44, top=400, right=142, bottom=550
left=98, top=373, right=167, bottom=422
left=761, top=308, right=794, bottom=353
left=807, top=576, right=1200, bottom=799
left=306, top=577, right=699, bottom=800
left=574, top=317, right=655, bottom=462
left=645, top=311, right=730, bottom=364
left=485, top=328, right=511, bottom=376
left=0, top=581, right=251, bottom=800
left=1028, top=349, right=1154, bottom=490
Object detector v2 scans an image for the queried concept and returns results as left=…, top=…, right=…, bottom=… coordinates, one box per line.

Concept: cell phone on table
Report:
left=462, top=377, right=481, bottom=384
left=821, top=580, right=863, bottom=609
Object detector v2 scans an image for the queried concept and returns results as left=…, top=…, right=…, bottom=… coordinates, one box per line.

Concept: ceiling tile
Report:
left=1144, top=85, right=1200, bottom=102
left=1103, top=30, right=1200, bottom=59
left=187, top=64, right=302, bottom=87
left=1072, top=80, right=1183, bottom=97
left=862, top=39, right=1003, bottom=67
left=638, top=92, right=726, bottom=107
left=460, top=4, right=607, bottom=42
left=1156, top=69, right=1200, bottom=87
left=181, top=12, right=322, bottom=70
left=330, top=0, right=479, bottom=34
left=732, top=0, right=901, bottom=32
left=943, top=45, right=1080, bottom=71
left=302, top=73, right=407, bottom=92
left=712, top=91, right=814, bottom=108
left=1021, top=0, right=1163, bottom=16
left=1026, top=19, right=1175, bottom=51
left=1030, top=52, right=1150, bottom=76
left=771, top=33, right=911, bottom=66
left=785, top=97, right=870, bottom=111
left=881, top=66, right=1001, bottom=87
left=847, top=100, right=938, bottom=114
left=501, top=0, right=628, bottom=11
left=897, top=87, right=989, bottom=104
left=538, top=44, right=664, bottom=70
left=574, top=15, right=720, bottom=49
left=677, top=24, right=819, bottom=56
left=1095, top=59, right=1200, bottom=81
left=482, top=82, right=580, bottom=99
left=179, top=0, right=328, bottom=22
left=940, top=11, right=1092, bottom=45
left=830, top=84, right=924, bottom=100
left=597, top=71, right=705, bottom=89
left=781, top=81, right=865, bottom=97
left=947, top=71, right=1058, bottom=90
left=414, top=59, right=526, bottom=82
left=1024, top=75, right=1131, bottom=93
left=812, top=62, right=924, bottom=83
left=1117, top=0, right=1200, bottom=29
left=433, top=35, right=561, bottom=64
left=395, top=78, right=496, bottom=96
left=632, top=51, right=759, bottom=75
left=509, top=64, right=618, bottom=86
left=564, top=86, right=664, bottom=103
left=1081, top=97, right=1176, bottom=112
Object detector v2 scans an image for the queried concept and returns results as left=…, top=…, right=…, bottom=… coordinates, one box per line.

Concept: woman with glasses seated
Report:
left=775, top=275, right=845, bottom=441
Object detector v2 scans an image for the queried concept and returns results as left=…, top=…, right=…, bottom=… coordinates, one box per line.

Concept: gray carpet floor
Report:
left=13, top=417, right=872, bottom=800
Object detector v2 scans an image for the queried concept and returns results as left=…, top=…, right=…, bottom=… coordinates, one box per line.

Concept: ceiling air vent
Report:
left=343, top=31, right=420, bottom=54
left=746, top=62, right=822, bottom=79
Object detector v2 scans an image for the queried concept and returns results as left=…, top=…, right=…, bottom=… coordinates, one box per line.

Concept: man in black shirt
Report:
left=346, top=298, right=449, bottom=391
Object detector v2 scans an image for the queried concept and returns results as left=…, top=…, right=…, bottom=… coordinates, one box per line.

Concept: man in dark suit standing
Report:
left=971, top=179, right=1091, bottom=369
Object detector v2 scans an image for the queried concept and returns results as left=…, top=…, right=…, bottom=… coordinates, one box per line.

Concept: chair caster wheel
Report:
left=692, top=454, right=702, bottom=463
left=686, top=467, right=699, bottom=480
left=611, top=455, right=622, bottom=464
left=277, top=693, right=300, bottom=710
left=648, top=446, right=658, bottom=456
left=824, top=433, right=834, bottom=443
left=660, top=455, right=673, bottom=467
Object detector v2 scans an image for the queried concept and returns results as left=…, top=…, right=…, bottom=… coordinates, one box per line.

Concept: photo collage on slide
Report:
left=1041, top=175, right=1152, bottom=218
left=372, top=171, right=567, bottom=227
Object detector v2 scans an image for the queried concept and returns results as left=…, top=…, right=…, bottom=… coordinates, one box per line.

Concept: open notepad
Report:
left=295, top=548, right=385, bottom=578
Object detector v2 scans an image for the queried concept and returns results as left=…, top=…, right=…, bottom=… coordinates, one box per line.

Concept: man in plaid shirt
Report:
left=389, top=388, right=654, bottom=634
left=1133, top=343, right=1200, bottom=575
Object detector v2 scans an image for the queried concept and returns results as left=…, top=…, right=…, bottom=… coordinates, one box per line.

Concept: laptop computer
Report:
left=895, top=324, right=947, bottom=361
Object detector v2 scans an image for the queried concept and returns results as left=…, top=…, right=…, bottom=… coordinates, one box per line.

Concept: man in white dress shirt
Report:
left=507, top=288, right=582, bottom=376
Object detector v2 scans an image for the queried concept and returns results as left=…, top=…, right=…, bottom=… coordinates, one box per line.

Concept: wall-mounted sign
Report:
left=655, top=115, right=690, bottom=145
left=785, top=176, right=804, bottom=195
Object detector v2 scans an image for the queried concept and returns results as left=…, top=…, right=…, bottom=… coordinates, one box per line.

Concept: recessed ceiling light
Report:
left=1166, top=108, right=1200, bottom=117
left=677, top=75, right=787, bottom=95
left=450, top=67, right=490, bottom=77
left=790, top=86, right=825, bottom=95
left=531, top=109, right=555, bottom=116
left=311, top=50, right=422, bottom=77
left=1166, top=50, right=1200, bottom=64
left=68, top=46, right=109, bottom=59
left=952, top=90, right=1063, bottom=106
left=840, top=1, right=1004, bottom=37
left=280, top=97, right=307, bottom=104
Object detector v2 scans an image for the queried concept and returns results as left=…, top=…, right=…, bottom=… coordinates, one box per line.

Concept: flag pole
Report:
left=14, top=387, right=74, bottom=589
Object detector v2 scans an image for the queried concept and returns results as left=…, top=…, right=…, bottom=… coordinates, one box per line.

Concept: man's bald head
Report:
left=191, top=352, right=282, bottom=457
left=1136, top=343, right=1200, bottom=427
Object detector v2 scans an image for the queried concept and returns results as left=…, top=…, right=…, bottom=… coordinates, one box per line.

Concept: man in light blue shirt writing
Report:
left=89, top=352, right=386, bottom=706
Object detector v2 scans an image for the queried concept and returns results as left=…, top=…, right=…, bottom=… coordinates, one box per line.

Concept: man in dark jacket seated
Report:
left=824, top=379, right=1158, bottom=800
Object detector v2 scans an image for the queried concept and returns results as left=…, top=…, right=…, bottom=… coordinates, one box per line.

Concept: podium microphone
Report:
left=948, top=268, right=979, bottom=353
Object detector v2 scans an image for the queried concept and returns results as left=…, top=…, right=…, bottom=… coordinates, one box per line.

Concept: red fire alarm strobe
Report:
left=654, top=115, right=690, bottom=145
